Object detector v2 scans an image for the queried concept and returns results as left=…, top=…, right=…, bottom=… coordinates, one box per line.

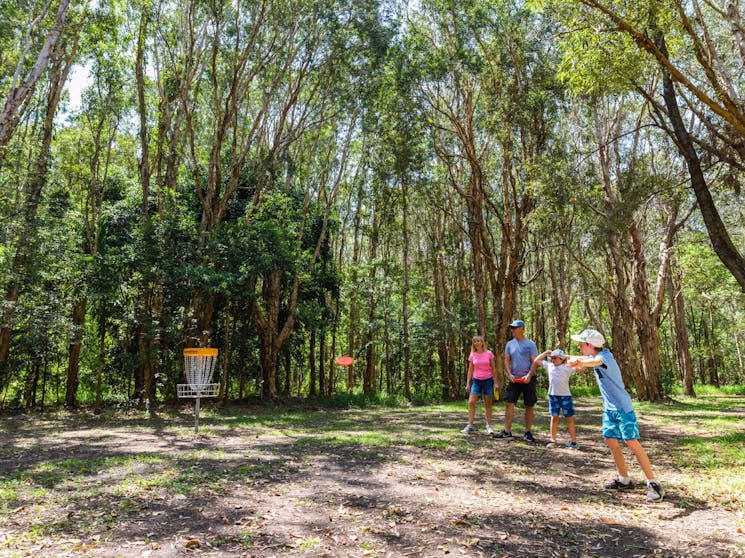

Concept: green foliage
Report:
left=1, top=0, right=743, bottom=411
left=556, top=27, right=649, bottom=96
left=527, top=0, right=673, bottom=96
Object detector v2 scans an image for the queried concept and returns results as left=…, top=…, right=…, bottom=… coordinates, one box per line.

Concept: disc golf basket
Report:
left=177, top=348, right=219, bottom=433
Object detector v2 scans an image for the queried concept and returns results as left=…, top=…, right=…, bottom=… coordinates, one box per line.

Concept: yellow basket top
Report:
left=183, top=348, right=218, bottom=357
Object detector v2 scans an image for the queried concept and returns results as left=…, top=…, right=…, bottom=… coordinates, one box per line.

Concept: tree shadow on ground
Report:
left=0, top=399, right=742, bottom=557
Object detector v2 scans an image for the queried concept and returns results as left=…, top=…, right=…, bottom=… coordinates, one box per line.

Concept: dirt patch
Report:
left=0, top=400, right=743, bottom=557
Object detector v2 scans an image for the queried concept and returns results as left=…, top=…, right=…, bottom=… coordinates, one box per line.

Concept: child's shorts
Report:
left=548, top=395, right=575, bottom=417
left=470, top=378, right=495, bottom=398
left=602, top=409, right=640, bottom=440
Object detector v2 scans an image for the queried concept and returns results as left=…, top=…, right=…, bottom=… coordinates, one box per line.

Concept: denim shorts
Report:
left=602, top=409, right=640, bottom=441
left=470, top=377, right=495, bottom=398
left=548, top=395, right=575, bottom=417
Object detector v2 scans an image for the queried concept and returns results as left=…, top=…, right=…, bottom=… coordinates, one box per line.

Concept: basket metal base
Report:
left=177, top=383, right=219, bottom=398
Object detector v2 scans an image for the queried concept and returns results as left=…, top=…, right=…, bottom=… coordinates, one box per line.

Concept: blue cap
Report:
left=549, top=349, right=567, bottom=360
left=508, top=320, right=525, bottom=328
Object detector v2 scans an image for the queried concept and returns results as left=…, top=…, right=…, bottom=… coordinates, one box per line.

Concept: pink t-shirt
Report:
left=469, top=350, right=495, bottom=380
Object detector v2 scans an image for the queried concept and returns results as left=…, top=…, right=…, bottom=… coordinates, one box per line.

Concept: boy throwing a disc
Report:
left=566, top=328, right=664, bottom=501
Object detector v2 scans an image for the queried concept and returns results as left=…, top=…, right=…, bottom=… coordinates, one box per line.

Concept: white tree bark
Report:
left=0, top=0, right=72, bottom=153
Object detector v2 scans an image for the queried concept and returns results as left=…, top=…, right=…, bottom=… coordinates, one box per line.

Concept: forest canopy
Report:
left=0, top=0, right=743, bottom=410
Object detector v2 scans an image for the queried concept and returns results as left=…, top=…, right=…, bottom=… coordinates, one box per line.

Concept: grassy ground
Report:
left=0, top=392, right=743, bottom=557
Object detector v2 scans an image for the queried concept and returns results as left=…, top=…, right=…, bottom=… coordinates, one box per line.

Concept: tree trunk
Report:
left=136, top=324, right=156, bottom=405
left=65, top=298, right=87, bottom=408
left=254, top=271, right=281, bottom=398
left=133, top=3, right=162, bottom=409
left=384, top=301, right=392, bottom=395
left=328, top=328, right=336, bottom=396
left=485, top=140, right=532, bottom=388
left=629, top=223, right=664, bottom=401
left=669, top=261, right=695, bottom=396
left=463, top=151, right=488, bottom=339
left=734, top=330, right=745, bottom=385
left=319, top=330, right=326, bottom=397
left=219, top=304, right=231, bottom=405
left=309, top=329, right=317, bottom=397
left=284, top=343, right=291, bottom=396
left=94, top=306, right=107, bottom=413
left=433, top=248, right=453, bottom=399
left=657, top=34, right=745, bottom=292
left=548, top=248, right=573, bottom=348
left=363, top=211, right=380, bottom=394
left=401, top=177, right=411, bottom=401
left=705, top=309, right=720, bottom=386
left=24, top=360, right=40, bottom=409
left=345, top=184, right=363, bottom=391
left=259, top=335, right=280, bottom=399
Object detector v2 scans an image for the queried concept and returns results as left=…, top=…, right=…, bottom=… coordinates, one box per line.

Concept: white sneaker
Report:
left=486, top=425, right=494, bottom=435
left=461, top=424, right=475, bottom=434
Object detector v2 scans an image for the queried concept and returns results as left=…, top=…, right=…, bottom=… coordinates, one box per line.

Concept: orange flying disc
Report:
left=335, top=355, right=355, bottom=366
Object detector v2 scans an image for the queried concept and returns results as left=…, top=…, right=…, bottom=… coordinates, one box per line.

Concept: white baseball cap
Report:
left=570, top=329, right=606, bottom=348
left=549, top=349, right=567, bottom=360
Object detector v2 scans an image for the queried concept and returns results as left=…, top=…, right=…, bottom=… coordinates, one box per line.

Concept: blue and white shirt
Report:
left=593, top=348, right=634, bottom=413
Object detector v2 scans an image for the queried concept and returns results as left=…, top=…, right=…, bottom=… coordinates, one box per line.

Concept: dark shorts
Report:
left=470, top=378, right=495, bottom=398
left=504, top=376, right=537, bottom=407
left=548, top=395, right=575, bottom=417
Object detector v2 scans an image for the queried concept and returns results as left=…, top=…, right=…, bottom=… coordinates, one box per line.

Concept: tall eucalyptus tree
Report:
left=0, top=3, right=84, bottom=392
left=537, top=0, right=745, bottom=292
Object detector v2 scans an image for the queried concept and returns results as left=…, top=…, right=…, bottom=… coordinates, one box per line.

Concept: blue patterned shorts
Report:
left=602, top=409, right=640, bottom=441
left=548, top=395, right=575, bottom=417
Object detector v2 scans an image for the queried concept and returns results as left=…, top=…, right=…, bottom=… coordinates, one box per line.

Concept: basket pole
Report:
left=194, top=396, right=200, bottom=433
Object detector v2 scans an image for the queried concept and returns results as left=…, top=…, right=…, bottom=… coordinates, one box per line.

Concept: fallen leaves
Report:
left=184, top=539, right=201, bottom=549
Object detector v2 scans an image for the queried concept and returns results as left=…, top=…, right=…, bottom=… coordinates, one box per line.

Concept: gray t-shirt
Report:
left=504, top=338, right=538, bottom=378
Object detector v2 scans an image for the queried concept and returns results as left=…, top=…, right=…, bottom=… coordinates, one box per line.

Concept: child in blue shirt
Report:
left=567, top=329, right=664, bottom=501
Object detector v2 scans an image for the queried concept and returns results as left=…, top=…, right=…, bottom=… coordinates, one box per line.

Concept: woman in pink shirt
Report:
left=462, top=335, right=498, bottom=434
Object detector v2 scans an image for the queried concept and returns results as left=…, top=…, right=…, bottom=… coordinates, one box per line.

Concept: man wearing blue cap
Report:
left=493, top=319, right=539, bottom=442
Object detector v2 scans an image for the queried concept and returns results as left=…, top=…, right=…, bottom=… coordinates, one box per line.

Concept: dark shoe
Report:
left=646, top=481, right=664, bottom=501
left=523, top=431, right=535, bottom=443
left=492, top=430, right=514, bottom=440
left=604, top=478, right=634, bottom=490
left=565, top=441, right=579, bottom=449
